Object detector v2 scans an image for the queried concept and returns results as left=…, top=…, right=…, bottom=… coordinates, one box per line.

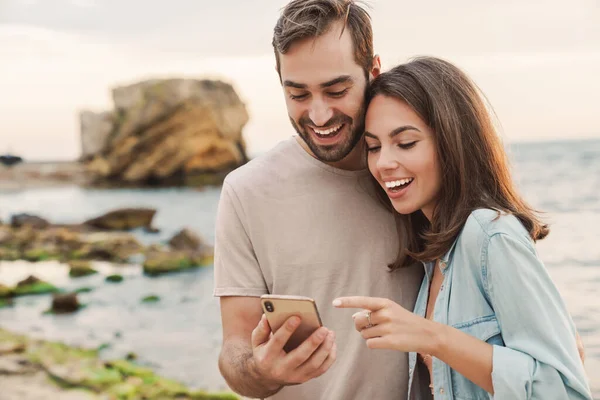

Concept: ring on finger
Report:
left=364, top=310, right=374, bottom=329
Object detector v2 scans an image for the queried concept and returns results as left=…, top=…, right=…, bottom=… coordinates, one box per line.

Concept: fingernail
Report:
left=288, top=317, right=300, bottom=328
left=352, top=312, right=360, bottom=320
left=318, top=329, right=327, bottom=340
left=332, top=299, right=341, bottom=307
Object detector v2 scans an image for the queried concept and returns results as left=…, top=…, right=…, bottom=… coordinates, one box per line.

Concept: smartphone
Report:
left=260, top=294, right=323, bottom=353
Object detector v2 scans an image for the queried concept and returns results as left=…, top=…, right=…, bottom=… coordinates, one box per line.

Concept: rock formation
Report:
left=80, top=78, right=249, bottom=186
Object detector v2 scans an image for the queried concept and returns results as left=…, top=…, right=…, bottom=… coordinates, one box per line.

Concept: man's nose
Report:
left=308, top=98, right=334, bottom=127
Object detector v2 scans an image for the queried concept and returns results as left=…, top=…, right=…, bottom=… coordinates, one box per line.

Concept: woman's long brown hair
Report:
left=366, top=56, right=549, bottom=269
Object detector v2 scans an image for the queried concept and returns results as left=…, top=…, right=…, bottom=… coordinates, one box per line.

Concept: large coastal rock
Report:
left=79, top=111, right=114, bottom=159
left=81, top=79, right=249, bottom=186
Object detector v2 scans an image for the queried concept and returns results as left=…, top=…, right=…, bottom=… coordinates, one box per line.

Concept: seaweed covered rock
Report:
left=143, top=249, right=212, bottom=276
left=14, top=275, right=58, bottom=296
left=83, top=208, right=157, bottom=231
left=68, top=260, right=97, bottom=278
left=0, top=329, right=239, bottom=399
left=50, top=293, right=82, bottom=314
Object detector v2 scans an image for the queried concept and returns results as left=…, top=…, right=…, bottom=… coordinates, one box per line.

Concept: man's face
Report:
left=278, top=22, right=372, bottom=163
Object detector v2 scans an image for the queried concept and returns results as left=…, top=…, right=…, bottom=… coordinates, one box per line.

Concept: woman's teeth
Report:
left=385, top=178, right=414, bottom=190
left=314, top=124, right=342, bottom=136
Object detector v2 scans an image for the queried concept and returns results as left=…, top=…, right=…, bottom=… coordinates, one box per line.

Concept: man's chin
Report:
left=305, top=140, right=354, bottom=163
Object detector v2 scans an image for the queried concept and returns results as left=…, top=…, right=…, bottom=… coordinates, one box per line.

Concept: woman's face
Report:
left=365, top=94, right=441, bottom=221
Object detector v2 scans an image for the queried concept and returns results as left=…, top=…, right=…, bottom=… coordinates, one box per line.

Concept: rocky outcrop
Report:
left=83, top=208, right=156, bottom=231
left=142, top=248, right=212, bottom=277
left=0, top=211, right=215, bottom=278
left=68, top=261, right=97, bottom=278
left=50, top=293, right=81, bottom=314
left=168, top=228, right=202, bottom=251
left=10, top=214, right=50, bottom=229
left=81, top=78, right=249, bottom=186
left=13, top=276, right=58, bottom=296
left=79, top=111, right=114, bottom=159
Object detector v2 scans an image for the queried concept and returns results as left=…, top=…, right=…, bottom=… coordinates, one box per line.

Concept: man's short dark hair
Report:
left=272, top=0, right=374, bottom=77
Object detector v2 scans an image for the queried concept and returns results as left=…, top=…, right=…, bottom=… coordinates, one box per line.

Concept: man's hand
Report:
left=250, top=314, right=337, bottom=389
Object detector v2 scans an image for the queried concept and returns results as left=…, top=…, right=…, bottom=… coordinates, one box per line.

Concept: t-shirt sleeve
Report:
left=213, top=181, right=268, bottom=297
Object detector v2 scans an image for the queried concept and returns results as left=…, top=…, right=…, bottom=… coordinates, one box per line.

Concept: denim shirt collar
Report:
left=422, top=235, right=461, bottom=280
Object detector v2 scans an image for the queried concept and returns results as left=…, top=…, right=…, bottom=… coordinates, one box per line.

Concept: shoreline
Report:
left=0, top=161, right=90, bottom=191
left=0, top=328, right=238, bottom=400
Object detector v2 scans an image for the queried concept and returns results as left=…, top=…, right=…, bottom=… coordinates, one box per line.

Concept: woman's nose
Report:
left=377, top=147, right=400, bottom=171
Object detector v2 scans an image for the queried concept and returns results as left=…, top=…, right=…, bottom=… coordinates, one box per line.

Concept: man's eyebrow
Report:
left=283, top=80, right=307, bottom=89
left=320, top=75, right=353, bottom=88
left=283, top=75, right=353, bottom=90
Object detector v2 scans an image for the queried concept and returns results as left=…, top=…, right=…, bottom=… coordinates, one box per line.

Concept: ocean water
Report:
left=0, top=138, right=599, bottom=396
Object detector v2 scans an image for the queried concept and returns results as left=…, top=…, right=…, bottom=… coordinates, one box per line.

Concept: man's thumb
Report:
left=251, top=314, right=271, bottom=347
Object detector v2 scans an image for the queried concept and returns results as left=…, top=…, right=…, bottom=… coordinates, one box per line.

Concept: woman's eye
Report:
left=399, top=141, right=417, bottom=150
left=366, top=146, right=381, bottom=153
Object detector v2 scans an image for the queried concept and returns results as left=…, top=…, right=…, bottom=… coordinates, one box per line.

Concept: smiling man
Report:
left=212, top=1, right=424, bottom=399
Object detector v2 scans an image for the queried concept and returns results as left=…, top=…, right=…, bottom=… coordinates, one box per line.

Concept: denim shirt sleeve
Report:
left=484, top=232, right=592, bottom=399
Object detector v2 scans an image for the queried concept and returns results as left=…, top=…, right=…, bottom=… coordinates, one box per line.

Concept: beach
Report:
left=0, top=138, right=599, bottom=398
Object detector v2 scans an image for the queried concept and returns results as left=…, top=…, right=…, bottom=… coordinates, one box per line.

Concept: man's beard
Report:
left=290, top=104, right=366, bottom=163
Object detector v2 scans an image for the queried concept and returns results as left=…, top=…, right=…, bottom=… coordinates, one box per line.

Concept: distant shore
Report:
left=0, top=161, right=90, bottom=190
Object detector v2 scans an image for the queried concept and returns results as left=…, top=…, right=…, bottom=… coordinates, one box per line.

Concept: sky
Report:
left=0, top=0, right=599, bottom=160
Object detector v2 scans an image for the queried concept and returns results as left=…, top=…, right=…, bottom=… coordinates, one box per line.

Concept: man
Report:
left=213, top=1, right=424, bottom=399
left=213, top=1, right=585, bottom=399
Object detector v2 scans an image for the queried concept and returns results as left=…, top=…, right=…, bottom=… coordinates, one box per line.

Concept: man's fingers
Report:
left=251, top=314, right=272, bottom=348
left=283, top=327, right=330, bottom=369
left=297, top=331, right=335, bottom=375
left=265, top=316, right=301, bottom=353
left=333, top=296, right=387, bottom=311
left=308, top=340, right=337, bottom=380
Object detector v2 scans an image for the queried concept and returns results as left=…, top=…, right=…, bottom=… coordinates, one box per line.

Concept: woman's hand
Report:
left=332, top=296, right=443, bottom=355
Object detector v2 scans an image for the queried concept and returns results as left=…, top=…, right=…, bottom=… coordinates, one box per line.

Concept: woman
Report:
left=332, top=57, right=592, bottom=399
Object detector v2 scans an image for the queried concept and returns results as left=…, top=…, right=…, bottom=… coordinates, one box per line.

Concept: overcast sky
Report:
left=1, top=0, right=599, bottom=160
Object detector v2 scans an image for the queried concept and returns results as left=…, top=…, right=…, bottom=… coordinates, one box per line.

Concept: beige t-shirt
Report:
left=213, top=137, right=424, bottom=400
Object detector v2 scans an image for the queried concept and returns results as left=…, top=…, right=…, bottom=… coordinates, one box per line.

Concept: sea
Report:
left=1, top=138, right=599, bottom=397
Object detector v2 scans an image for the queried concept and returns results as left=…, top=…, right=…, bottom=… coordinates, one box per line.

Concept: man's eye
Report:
left=328, top=89, right=349, bottom=98
left=289, top=93, right=308, bottom=100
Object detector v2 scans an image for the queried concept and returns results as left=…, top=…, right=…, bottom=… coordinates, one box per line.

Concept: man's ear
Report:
left=370, top=55, right=382, bottom=79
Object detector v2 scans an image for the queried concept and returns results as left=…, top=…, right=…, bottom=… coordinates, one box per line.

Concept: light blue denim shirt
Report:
left=407, top=208, right=592, bottom=400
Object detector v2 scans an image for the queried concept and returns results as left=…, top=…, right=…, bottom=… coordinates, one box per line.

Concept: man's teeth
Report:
left=385, top=178, right=414, bottom=189
left=314, top=124, right=342, bottom=136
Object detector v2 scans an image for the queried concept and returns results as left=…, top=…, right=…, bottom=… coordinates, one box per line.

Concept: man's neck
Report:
left=294, top=136, right=366, bottom=171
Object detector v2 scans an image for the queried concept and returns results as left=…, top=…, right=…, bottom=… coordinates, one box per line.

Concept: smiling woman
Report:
left=333, top=56, right=593, bottom=400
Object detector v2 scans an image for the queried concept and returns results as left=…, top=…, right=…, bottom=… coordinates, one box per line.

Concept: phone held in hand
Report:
left=260, top=294, right=323, bottom=353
